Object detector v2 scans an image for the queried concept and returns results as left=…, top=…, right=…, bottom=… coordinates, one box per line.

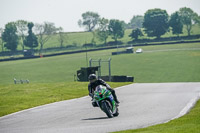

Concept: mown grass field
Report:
left=0, top=43, right=200, bottom=84
left=114, top=99, right=200, bottom=133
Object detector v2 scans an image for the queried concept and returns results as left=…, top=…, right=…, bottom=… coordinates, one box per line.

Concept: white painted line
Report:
left=172, top=92, right=200, bottom=120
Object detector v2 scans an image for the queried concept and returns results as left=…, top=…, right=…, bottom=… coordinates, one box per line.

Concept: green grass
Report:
left=114, top=99, right=200, bottom=133
left=0, top=43, right=200, bottom=84
left=0, top=82, right=130, bottom=117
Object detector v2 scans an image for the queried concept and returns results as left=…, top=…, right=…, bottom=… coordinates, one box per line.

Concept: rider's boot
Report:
left=111, top=91, right=120, bottom=105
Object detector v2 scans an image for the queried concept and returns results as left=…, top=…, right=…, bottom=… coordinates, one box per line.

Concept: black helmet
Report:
left=88, top=74, right=97, bottom=81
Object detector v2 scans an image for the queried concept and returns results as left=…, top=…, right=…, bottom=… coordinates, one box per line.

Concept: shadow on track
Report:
left=82, top=117, right=108, bottom=121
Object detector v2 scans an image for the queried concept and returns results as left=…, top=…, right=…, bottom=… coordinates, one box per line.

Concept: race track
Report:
left=0, top=83, right=200, bottom=133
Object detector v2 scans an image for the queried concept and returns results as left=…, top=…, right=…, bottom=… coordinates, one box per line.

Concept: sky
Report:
left=0, top=0, right=200, bottom=32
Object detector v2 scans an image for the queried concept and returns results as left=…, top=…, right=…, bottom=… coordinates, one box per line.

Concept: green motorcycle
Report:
left=93, top=85, right=119, bottom=118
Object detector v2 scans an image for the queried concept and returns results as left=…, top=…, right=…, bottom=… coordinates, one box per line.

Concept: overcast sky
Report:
left=0, top=0, right=200, bottom=32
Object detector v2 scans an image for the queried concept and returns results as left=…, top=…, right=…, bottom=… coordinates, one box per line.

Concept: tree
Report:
left=57, top=27, right=67, bottom=48
left=121, top=20, right=129, bottom=29
left=169, top=11, right=183, bottom=36
left=15, top=20, right=28, bottom=50
left=143, top=8, right=169, bottom=39
left=78, top=11, right=100, bottom=32
left=127, top=15, right=144, bottom=29
left=24, top=22, right=38, bottom=49
left=129, top=28, right=143, bottom=40
left=108, top=19, right=125, bottom=42
left=2, top=22, right=18, bottom=51
left=0, top=28, right=4, bottom=51
left=96, top=18, right=109, bottom=45
left=179, top=7, right=199, bottom=36
left=34, top=22, right=57, bottom=53
left=198, top=16, right=200, bottom=27
left=91, top=31, right=96, bottom=45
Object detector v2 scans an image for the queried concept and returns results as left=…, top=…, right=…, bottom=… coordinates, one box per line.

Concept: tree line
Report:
left=0, top=21, right=65, bottom=53
left=0, top=7, right=200, bottom=53
left=78, top=7, right=200, bottom=44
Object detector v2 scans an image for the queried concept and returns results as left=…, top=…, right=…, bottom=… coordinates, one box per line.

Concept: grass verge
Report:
left=0, top=82, right=130, bottom=117
left=114, top=99, right=200, bottom=133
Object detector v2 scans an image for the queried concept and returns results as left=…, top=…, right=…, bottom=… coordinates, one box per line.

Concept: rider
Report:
left=88, top=74, right=120, bottom=106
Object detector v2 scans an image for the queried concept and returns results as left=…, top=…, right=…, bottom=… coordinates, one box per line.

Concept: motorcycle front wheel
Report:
left=101, top=101, right=113, bottom=118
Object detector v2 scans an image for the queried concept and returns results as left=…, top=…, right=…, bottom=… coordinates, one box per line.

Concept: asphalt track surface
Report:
left=0, top=83, right=200, bottom=133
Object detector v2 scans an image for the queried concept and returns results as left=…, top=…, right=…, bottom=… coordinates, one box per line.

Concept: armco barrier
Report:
left=101, top=75, right=134, bottom=82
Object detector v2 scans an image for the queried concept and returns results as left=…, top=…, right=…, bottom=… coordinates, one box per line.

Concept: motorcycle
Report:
left=93, top=85, right=119, bottom=118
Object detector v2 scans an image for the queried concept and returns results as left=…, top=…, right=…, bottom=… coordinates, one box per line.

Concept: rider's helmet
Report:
left=88, top=74, right=97, bottom=83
